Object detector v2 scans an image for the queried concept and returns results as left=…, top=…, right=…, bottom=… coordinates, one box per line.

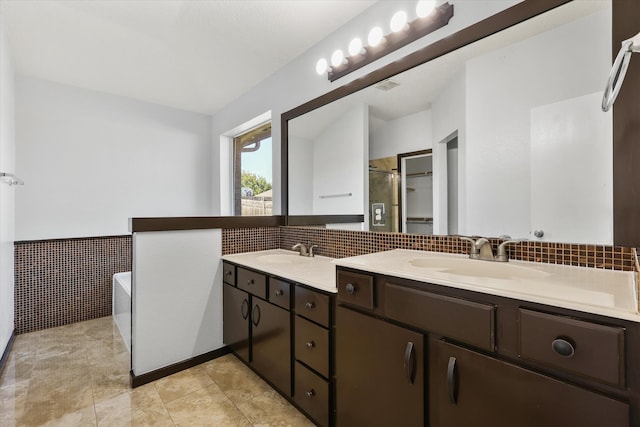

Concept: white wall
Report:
left=431, top=68, right=466, bottom=235
left=0, top=13, right=16, bottom=359
left=288, top=135, right=314, bottom=214
left=369, top=110, right=433, bottom=160
left=313, top=104, right=368, bottom=217
left=15, top=77, right=212, bottom=240
left=211, top=0, right=521, bottom=215
left=132, top=229, right=222, bottom=375
left=464, top=8, right=610, bottom=239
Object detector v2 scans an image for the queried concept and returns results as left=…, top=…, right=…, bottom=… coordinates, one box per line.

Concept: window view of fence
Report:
left=234, top=124, right=272, bottom=216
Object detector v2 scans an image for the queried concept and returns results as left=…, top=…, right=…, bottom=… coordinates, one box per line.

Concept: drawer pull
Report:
left=447, top=356, right=458, bottom=405
left=247, top=279, right=255, bottom=285
left=275, top=289, right=284, bottom=296
left=552, top=337, right=576, bottom=358
left=306, top=341, right=315, bottom=350
left=345, top=283, right=356, bottom=294
left=306, top=389, right=315, bottom=398
left=225, top=270, right=233, bottom=276
left=305, top=302, right=315, bottom=309
left=404, top=341, right=416, bottom=384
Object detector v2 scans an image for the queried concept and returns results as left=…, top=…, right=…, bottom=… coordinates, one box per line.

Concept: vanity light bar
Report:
left=317, top=2, right=454, bottom=82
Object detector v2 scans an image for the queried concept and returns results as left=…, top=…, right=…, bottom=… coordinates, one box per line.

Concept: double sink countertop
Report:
left=222, top=248, right=639, bottom=322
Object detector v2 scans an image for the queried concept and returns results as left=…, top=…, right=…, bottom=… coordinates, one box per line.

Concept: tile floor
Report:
left=0, top=316, right=314, bottom=426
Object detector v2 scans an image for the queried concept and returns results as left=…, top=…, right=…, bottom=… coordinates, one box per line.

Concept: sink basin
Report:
left=408, top=257, right=550, bottom=280
left=256, top=254, right=314, bottom=265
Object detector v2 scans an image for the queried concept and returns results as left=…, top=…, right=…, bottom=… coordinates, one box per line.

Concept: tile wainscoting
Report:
left=13, top=226, right=636, bottom=336
left=14, top=235, right=132, bottom=334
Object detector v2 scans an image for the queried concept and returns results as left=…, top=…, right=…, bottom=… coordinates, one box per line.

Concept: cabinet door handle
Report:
left=241, top=299, right=249, bottom=320
left=306, top=389, right=315, bottom=398
left=345, top=283, right=356, bottom=294
left=404, top=341, right=416, bottom=384
left=252, top=304, right=261, bottom=326
left=552, top=337, right=576, bottom=357
left=305, top=302, right=315, bottom=309
left=306, top=341, right=315, bottom=350
left=447, top=356, right=458, bottom=405
left=275, top=289, right=284, bottom=296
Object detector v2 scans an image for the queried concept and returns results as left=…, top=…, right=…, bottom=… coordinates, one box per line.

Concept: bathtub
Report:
left=112, top=271, right=131, bottom=352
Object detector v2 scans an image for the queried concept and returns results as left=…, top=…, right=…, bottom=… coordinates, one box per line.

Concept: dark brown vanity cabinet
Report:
left=335, top=266, right=637, bottom=427
left=222, top=263, right=292, bottom=396
left=293, top=284, right=335, bottom=427
left=429, top=339, right=629, bottom=427
left=336, top=305, right=424, bottom=427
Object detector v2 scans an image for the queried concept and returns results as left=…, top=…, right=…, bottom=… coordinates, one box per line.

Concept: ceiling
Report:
left=0, top=0, right=376, bottom=115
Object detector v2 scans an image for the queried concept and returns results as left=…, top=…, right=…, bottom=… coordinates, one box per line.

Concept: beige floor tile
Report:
left=0, top=379, right=29, bottom=426
left=164, top=384, right=250, bottom=427
left=154, top=365, right=215, bottom=404
left=94, top=384, right=174, bottom=427
left=202, top=354, right=271, bottom=405
left=41, top=405, right=97, bottom=427
left=18, top=373, right=95, bottom=426
left=0, top=316, right=313, bottom=427
left=237, top=390, right=315, bottom=427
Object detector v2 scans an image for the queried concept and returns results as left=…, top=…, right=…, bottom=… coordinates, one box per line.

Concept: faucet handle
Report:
left=308, top=244, right=319, bottom=257
left=459, top=237, right=480, bottom=256
left=496, top=240, right=522, bottom=262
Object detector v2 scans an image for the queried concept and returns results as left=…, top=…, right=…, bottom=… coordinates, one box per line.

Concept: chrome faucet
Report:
left=292, top=243, right=319, bottom=257
left=459, top=237, right=521, bottom=262
left=292, top=243, right=308, bottom=256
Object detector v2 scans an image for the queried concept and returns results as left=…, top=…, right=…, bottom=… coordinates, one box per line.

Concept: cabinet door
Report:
left=252, top=299, right=291, bottom=395
left=430, top=339, right=629, bottom=427
left=223, top=284, right=250, bottom=363
left=336, top=306, right=424, bottom=427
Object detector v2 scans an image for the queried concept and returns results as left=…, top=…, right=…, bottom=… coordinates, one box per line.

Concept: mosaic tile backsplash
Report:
left=222, top=227, right=280, bottom=255
left=14, top=235, right=131, bottom=334
left=280, top=226, right=636, bottom=271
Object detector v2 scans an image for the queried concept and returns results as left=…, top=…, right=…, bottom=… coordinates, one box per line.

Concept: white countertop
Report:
left=222, top=249, right=337, bottom=293
left=333, top=249, right=640, bottom=322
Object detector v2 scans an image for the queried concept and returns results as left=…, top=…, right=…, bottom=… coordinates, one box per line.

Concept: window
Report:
left=233, top=123, right=272, bottom=216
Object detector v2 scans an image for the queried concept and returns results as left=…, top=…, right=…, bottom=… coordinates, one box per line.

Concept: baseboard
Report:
left=0, top=330, right=16, bottom=378
left=130, top=346, right=231, bottom=388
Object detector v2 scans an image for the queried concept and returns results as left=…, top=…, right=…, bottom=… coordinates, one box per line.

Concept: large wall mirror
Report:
left=285, top=0, right=621, bottom=245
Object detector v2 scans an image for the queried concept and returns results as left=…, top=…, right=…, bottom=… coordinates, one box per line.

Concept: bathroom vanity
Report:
left=222, top=250, right=337, bottom=426
left=334, top=250, right=639, bottom=427
left=222, top=248, right=639, bottom=426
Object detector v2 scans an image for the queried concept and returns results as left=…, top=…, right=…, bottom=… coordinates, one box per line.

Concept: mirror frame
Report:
left=282, top=0, right=640, bottom=247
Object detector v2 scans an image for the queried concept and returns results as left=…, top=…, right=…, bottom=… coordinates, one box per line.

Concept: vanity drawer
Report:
left=295, top=316, right=329, bottom=378
left=385, top=282, right=495, bottom=352
left=337, top=269, right=374, bottom=310
left=518, top=309, right=625, bottom=387
left=294, top=361, right=329, bottom=427
left=223, top=262, right=235, bottom=286
left=237, top=267, right=267, bottom=299
left=295, top=286, right=330, bottom=327
left=269, top=278, right=291, bottom=310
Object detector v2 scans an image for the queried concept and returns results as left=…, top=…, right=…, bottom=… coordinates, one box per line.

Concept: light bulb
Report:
left=331, top=49, right=345, bottom=67
left=315, top=58, right=328, bottom=75
left=416, top=0, right=437, bottom=18
left=368, top=26, right=384, bottom=47
left=390, top=10, right=408, bottom=32
left=348, top=37, right=363, bottom=56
